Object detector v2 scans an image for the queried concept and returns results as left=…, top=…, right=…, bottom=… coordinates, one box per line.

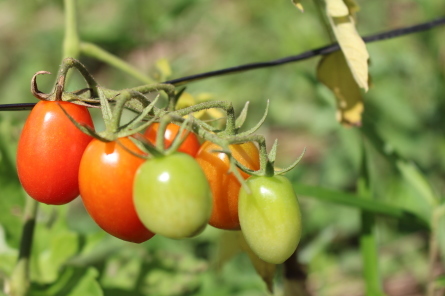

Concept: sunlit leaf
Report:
left=317, top=51, right=363, bottom=126
left=325, top=0, right=369, bottom=91
left=66, top=267, right=103, bottom=296
left=325, top=0, right=349, bottom=17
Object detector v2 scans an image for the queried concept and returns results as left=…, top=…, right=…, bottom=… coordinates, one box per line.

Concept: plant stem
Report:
left=359, top=140, right=386, bottom=296
left=80, top=42, right=154, bottom=85
left=6, top=197, right=39, bottom=296
left=59, top=58, right=100, bottom=98
left=427, top=206, right=445, bottom=296
left=63, top=0, right=80, bottom=60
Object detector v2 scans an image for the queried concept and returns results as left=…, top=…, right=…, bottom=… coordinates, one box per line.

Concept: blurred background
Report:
left=0, top=0, right=444, bottom=295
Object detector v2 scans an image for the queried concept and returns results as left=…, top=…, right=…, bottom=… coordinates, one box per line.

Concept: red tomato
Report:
left=144, top=123, right=200, bottom=157
left=17, top=101, right=94, bottom=205
left=79, top=137, right=155, bottom=243
left=195, top=141, right=260, bottom=230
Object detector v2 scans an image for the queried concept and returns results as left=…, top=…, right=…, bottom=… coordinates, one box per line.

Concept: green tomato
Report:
left=133, top=153, right=212, bottom=239
left=239, top=175, right=302, bottom=264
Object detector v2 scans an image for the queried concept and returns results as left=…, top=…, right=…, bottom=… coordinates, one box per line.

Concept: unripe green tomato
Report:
left=133, top=153, right=212, bottom=239
left=239, top=175, right=302, bottom=264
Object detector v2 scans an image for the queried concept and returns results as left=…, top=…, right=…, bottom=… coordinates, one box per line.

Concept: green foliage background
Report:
left=0, top=0, right=444, bottom=295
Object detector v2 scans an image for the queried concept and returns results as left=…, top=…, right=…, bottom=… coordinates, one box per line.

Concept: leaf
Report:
left=66, top=268, right=103, bottom=296
left=325, top=0, right=349, bottom=17
left=344, top=0, right=360, bottom=16
left=238, top=232, right=276, bottom=293
left=29, top=267, right=103, bottom=296
left=396, top=160, right=438, bottom=207
left=291, top=0, right=304, bottom=12
left=325, top=0, right=369, bottom=91
left=317, top=51, right=363, bottom=126
left=0, top=118, right=26, bottom=247
left=30, top=217, right=79, bottom=284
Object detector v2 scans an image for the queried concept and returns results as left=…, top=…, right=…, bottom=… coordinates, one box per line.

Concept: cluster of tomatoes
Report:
left=16, top=95, right=301, bottom=264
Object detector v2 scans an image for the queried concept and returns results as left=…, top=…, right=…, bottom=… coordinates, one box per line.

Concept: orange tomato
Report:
left=144, top=123, right=200, bottom=157
left=195, top=141, right=260, bottom=230
left=79, top=137, right=155, bottom=243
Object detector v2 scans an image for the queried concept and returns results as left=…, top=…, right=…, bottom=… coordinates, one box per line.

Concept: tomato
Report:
left=195, top=141, right=260, bottom=230
left=144, top=122, right=200, bottom=157
left=17, top=101, right=94, bottom=205
left=79, top=137, right=154, bottom=243
left=238, top=175, right=302, bottom=264
left=133, top=152, right=212, bottom=239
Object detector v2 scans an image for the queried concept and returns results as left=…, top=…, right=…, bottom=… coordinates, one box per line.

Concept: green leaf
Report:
left=396, top=160, right=438, bottom=207
left=0, top=117, right=26, bottom=247
left=67, top=267, right=103, bottom=296
left=0, top=225, right=18, bottom=277
left=38, top=232, right=79, bottom=283
left=97, top=87, right=113, bottom=122
left=28, top=205, right=79, bottom=284
left=235, top=101, right=249, bottom=130
left=29, top=267, right=103, bottom=296
left=294, top=183, right=427, bottom=224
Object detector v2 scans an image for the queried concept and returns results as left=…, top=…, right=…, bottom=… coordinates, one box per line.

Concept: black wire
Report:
left=165, top=16, right=445, bottom=86
left=1, top=16, right=444, bottom=111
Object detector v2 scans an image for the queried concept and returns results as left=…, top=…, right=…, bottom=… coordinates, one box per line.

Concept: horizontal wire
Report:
left=1, top=16, right=444, bottom=112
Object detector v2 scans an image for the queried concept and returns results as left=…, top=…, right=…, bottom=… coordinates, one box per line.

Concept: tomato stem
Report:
left=6, top=197, right=39, bottom=296
left=63, top=0, right=80, bottom=59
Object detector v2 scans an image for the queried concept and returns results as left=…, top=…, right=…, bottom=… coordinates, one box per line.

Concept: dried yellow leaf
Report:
left=326, top=0, right=349, bottom=17
left=317, top=51, right=364, bottom=126
left=326, top=0, right=369, bottom=91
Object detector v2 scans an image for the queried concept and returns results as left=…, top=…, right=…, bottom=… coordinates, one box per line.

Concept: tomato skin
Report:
left=195, top=141, right=260, bottom=230
left=17, top=101, right=94, bottom=205
left=133, top=153, right=212, bottom=239
left=79, top=137, right=155, bottom=243
left=238, top=175, right=302, bottom=264
left=144, top=123, right=200, bottom=157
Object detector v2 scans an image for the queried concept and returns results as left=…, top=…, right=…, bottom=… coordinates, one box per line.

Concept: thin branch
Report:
left=1, top=16, right=444, bottom=111
left=80, top=42, right=154, bottom=85
left=63, top=0, right=80, bottom=59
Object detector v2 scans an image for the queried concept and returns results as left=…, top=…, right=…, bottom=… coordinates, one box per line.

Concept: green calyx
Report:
left=33, top=57, right=305, bottom=173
